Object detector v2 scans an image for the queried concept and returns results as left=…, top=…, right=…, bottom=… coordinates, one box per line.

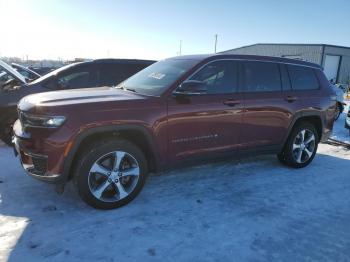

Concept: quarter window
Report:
left=287, top=65, right=319, bottom=90
left=242, top=61, right=281, bottom=92
left=189, top=61, right=237, bottom=94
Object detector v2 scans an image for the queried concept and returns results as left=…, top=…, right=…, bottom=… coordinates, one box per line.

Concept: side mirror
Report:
left=174, top=80, right=207, bottom=96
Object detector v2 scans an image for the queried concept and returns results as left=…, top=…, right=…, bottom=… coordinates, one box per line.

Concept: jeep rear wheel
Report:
left=280, top=122, right=319, bottom=168
left=75, top=139, right=147, bottom=209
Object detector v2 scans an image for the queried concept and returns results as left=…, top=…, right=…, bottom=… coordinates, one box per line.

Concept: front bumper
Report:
left=13, top=120, right=66, bottom=183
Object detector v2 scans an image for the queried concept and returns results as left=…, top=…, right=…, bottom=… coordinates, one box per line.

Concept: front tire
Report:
left=280, top=122, right=319, bottom=168
left=334, top=103, right=343, bottom=120
left=75, top=139, right=148, bottom=209
left=0, top=117, right=16, bottom=146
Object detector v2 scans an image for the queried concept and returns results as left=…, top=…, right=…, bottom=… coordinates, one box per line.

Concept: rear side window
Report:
left=99, top=64, right=149, bottom=86
left=189, top=60, right=238, bottom=94
left=287, top=65, right=319, bottom=90
left=242, top=61, right=281, bottom=92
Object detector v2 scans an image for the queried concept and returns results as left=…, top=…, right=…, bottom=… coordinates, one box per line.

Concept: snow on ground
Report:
left=330, top=100, right=350, bottom=143
left=0, top=140, right=350, bottom=262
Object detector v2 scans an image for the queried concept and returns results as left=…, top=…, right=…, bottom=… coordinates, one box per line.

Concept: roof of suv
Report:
left=170, top=54, right=322, bottom=69
left=89, top=58, right=156, bottom=65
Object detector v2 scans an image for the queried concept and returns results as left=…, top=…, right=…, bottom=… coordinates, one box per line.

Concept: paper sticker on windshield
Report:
left=148, top=72, right=165, bottom=80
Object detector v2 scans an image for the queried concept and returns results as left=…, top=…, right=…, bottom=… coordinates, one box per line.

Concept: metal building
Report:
left=221, top=43, right=350, bottom=85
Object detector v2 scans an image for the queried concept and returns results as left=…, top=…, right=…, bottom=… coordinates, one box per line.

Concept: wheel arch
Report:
left=62, top=125, right=160, bottom=182
left=281, top=112, right=323, bottom=152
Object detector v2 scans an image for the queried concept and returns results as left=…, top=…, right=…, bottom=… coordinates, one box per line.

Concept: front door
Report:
left=167, top=60, right=244, bottom=162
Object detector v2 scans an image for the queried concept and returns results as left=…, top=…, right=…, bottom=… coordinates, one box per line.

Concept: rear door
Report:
left=240, top=61, right=290, bottom=149
left=167, top=60, right=244, bottom=162
left=285, top=64, right=321, bottom=110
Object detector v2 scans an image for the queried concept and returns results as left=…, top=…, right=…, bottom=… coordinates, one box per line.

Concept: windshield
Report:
left=118, top=59, right=200, bottom=96
left=30, top=62, right=82, bottom=85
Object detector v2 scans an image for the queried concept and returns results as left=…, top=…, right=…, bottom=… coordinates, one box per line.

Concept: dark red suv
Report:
left=13, top=54, right=336, bottom=209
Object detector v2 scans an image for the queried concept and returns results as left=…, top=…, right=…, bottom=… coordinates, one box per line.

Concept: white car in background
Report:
left=331, top=84, right=346, bottom=120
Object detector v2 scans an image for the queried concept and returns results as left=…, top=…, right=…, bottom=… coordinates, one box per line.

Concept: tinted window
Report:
left=99, top=64, right=149, bottom=86
left=242, top=61, right=281, bottom=92
left=57, top=66, right=98, bottom=89
left=189, top=60, right=237, bottom=94
left=120, top=59, right=199, bottom=96
left=287, top=65, right=319, bottom=90
left=280, top=64, right=291, bottom=91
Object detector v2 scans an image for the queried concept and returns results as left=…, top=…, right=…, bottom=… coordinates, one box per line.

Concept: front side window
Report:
left=242, top=61, right=281, bottom=92
left=287, top=65, right=319, bottom=90
left=189, top=60, right=237, bottom=94
left=57, top=67, right=98, bottom=89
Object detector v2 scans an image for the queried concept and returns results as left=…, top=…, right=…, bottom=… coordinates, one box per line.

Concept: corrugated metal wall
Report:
left=222, top=44, right=350, bottom=85
left=222, top=44, right=323, bottom=64
left=324, top=46, right=350, bottom=84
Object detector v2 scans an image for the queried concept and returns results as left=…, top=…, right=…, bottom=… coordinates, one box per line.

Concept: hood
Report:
left=12, top=63, right=41, bottom=79
left=0, top=60, right=27, bottom=84
left=18, top=86, right=147, bottom=111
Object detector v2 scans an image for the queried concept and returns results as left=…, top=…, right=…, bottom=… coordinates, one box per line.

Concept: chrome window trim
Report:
left=174, top=58, right=321, bottom=95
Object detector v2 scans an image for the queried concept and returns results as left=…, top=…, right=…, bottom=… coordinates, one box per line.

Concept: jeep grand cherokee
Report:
left=13, top=54, right=336, bottom=209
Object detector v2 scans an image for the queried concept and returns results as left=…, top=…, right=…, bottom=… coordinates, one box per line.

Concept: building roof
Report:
left=222, top=43, right=350, bottom=53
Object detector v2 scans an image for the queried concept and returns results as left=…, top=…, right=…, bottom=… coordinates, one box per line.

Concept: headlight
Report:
left=20, top=112, right=66, bottom=128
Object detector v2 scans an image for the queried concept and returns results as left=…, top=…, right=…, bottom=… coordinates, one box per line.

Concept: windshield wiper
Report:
left=124, top=87, right=136, bottom=93
left=115, top=85, right=137, bottom=93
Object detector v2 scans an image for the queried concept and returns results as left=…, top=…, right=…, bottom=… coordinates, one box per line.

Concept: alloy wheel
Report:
left=292, top=129, right=316, bottom=164
left=88, top=151, right=140, bottom=202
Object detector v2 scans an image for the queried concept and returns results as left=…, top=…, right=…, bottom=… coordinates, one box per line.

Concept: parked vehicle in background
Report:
left=13, top=54, right=336, bottom=209
left=29, top=66, right=57, bottom=75
left=0, top=60, right=27, bottom=88
left=331, top=84, right=346, bottom=120
left=11, top=63, right=41, bottom=81
left=0, top=58, right=155, bottom=145
left=345, top=108, right=350, bottom=134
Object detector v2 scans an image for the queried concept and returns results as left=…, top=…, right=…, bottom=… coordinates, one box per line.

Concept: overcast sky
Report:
left=1, top=0, right=349, bottom=61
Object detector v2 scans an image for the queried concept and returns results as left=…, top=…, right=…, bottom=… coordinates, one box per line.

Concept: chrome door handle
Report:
left=284, top=96, right=298, bottom=103
left=223, top=100, right=240, bottom=107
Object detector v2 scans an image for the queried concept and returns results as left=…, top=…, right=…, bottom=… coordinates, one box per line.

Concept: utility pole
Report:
left=214, top=34, right=218, bottom=53
left=179, top=40, right=182, bottom=56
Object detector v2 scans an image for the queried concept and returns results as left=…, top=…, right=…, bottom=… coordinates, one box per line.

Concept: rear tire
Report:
left=74, top=139, right=148, bottom=209
left=0, top=118, right=16, bottom=146
left=280, top=122, right=319, bottom=168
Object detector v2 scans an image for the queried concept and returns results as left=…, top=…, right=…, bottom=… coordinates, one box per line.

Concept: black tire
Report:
left=334, top=103, right=342, bottom=121
left=276, top=152, right=287, bottom=164
left=0, top=118, right=16, bottom=146
left=75, top=139, right=148, bottom=209
left=280, top=122, right=319, bottom=168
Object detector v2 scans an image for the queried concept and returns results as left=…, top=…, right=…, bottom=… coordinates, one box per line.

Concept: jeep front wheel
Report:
left=75, top=139, right=147, bottom=209
left=280, top=123, right=319, bottom=168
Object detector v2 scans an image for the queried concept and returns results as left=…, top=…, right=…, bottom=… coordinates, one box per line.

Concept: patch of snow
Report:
left=0, top=142, right=350, bottom=261
left=331, top=99, right=350, bottom=143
